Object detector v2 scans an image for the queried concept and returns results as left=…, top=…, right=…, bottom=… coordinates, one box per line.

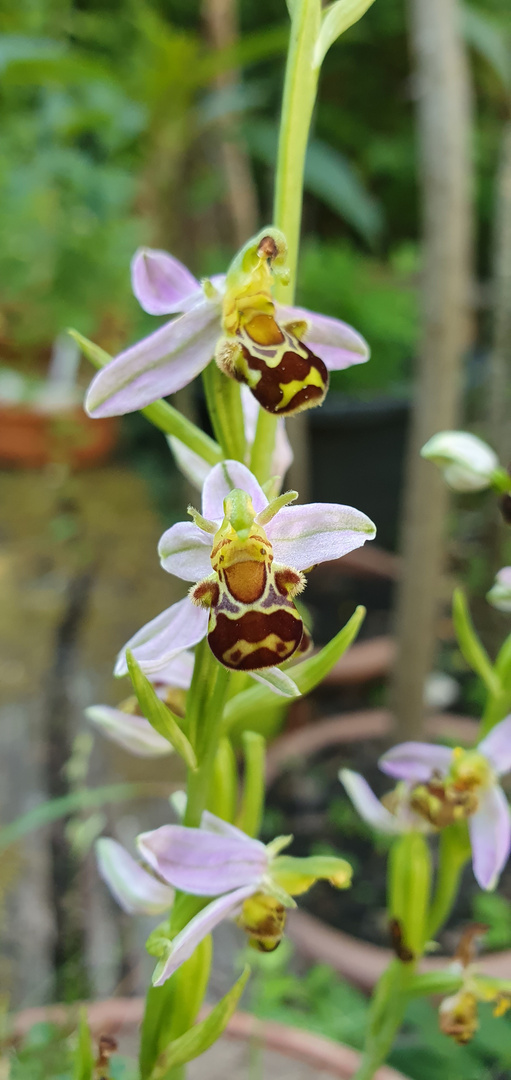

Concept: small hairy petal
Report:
left=158, top=521, right=213, bottom=582
left=379, top=741, right=453, bottom=782
left=276, top=303, right=369, bottom=370
left=137, top=823, right=268, bottom=894
left=114, top=597, right=208, bottom=677
left=266, top=502, right=376, bottom=571
left=469, top=785, right=511, bottom=890
left=85, top=705, right=172, bottom=758
left=153, top=886, right=255, bottom=985
left=85, top=301, right=220, bottom=418
left=478, top=715, right=511, bottom=777
left=96, top=838, right=174, bottom=915
left=202, top=461, right=268, bottom=521
left=131, top=248, right=201, bottom=315
left=340, top=769, right=401, bottom=834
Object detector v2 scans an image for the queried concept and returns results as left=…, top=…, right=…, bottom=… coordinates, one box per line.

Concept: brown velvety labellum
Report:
left=224, top=561, right=266, bottom=604
left=239, top=339, right=328, bottom=416
left=208, top=608, right=303, bottom=670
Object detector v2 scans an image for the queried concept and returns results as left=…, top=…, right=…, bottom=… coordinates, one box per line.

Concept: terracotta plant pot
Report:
left=11, top=998, right=409, bottom=1080
left=266, top=708, right=511, bottom=991
left=0, top=405, right=117, bottom=469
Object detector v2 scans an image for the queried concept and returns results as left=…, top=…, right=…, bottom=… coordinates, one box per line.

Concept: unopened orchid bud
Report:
left=421, top=431, right=499, bottom=492
left=487, top=567, right=511, bottom=613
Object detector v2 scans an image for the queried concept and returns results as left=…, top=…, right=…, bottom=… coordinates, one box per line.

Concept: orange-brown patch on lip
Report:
left=224, top=561, right=266, bottom=604
left=245, top=313, right=285, bottom=347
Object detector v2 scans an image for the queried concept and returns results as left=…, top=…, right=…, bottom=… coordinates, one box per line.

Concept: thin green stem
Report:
left=427, top=825, right=470, bottom=940
left=236, top=732, right=266, bottom=837
left=353, top=961, right=413, bottom=1080
left=184, top=660, right=231, bottom=828
left=202, top=363, right=246, bottom=461
left=249, top=409, right=278, bottom=484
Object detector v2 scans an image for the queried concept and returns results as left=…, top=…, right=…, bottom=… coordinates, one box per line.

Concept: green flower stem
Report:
left=236, top=731, right=266, bottom=838
left=184, top=659, right=231, bottom=829
left=202, top=363, right=246, bottom=461
left=251, top=0, right=321, bottom=485
left=69, top=329, right=222, bottom=466
left=427, top=824, right=471, bottom=940
left=353, top=961, right=414, bottom=1080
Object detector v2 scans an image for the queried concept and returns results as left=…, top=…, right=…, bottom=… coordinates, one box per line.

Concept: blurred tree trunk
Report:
left=488, top=122, right=511, bottom=467
left=392, top=0, right=473, bottom=738
left=202, top=0, right=259, bottom=247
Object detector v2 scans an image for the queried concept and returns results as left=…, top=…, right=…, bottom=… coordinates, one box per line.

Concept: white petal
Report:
left=153, top=886, right=254, bottom=984
left=339, top=769, right=401, bottom=834
left=114, top=597, right=208, bottom=677
left=470, top=785, right=511, bottom=890
left=202, top=461, right=268, bottom=520
left=266, top=502, right=376, bottom=571
left=379, top=741, right=453, bottom=782
left=131, top=247, right=201, bottom=315
left=85, top=705, right=172, bottom=757
left=158, top=522, right=213, bottom=582
left=478, top=715, right=511, bottom=776
left=421, top=431, right=498, bottom=492
left=96, top=838, right=174, bottom=915
left=167, top=435, right=212, bottom=491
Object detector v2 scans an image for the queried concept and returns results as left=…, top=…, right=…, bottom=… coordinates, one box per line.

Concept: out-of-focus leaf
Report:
left=140, top=936, right=212, bottom=1079
left=149, top=966, right=250, bottom=1076
left=224, top=606, right=366, bottom=730
left=72, top=1010, right=94, bottom=1080
left=126, top=651, right=197, bottom=771
left=315, top=0, right=377, bottom=68
left=0, top=782, right=167, bottom=855
left=452, top=588, right=500, bottom=695
left=462, top=4, right=511, bottom=94
left=247, top=120, right=383, bottom=245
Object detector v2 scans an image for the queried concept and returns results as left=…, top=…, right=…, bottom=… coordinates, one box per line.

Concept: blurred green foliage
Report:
left=0, top=0, right=510, bottom=379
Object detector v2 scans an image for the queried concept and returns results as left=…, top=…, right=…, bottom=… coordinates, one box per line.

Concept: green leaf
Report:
left=69, top=329, right=222, bottom=466
left=246, top=122, right=383, bottom=246
left=314, top=0, right=378, bottom=68
left=140, top=935, right=212, bottom=1079
left=126, top=651, right=197, bottom=771
left=223, top=606, right=365, bottom=731
left=149, top=965, right=250, bottom=1077
left=452, top=588, right=500, bottom=695
left=0, top=782, right=164, bottom=855
left=72, top=1010, right=94, bottom=1080
left=462, top=4, right=511, bottom=94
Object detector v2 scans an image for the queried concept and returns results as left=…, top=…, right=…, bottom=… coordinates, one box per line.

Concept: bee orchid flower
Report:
left=379, top=716, right=511, bottom=890
left=114, top=460, right=375, bottom=689
left=85, top=229, right=369, bottom=419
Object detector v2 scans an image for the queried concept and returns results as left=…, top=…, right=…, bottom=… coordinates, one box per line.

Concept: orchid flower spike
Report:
left=487, top=567, right=511, bottom=613
left=379, top=716, right=511, bottom=890
left=339, top=771, right=431, bottom=835
left=114, top=460, right=375, bottom=692
left=420, top=431, right=500, bottom=492
left=169, top=385, right=293, bottom=497
left=85, top=229, right=369, bottom=419
left=85, top=652, right=193, bottom=757
left=134, top=810, right=352, bottom=984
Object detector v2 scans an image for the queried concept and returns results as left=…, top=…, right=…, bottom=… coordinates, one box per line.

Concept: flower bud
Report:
left=487, top=567, right=511, bottom=613
left=421, top=431, right=499, bottom=492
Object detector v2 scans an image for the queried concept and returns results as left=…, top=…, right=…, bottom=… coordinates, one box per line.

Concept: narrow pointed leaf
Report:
left=72, top=1010, right=94, bottom=1080
left=127, top=651, right=197, bottom=770
left=149, top=966, right=250, bottom=1076
left=452, top=588, right=500, bottom=694
left=315, top=0, right=377, bottom=68
left=69, top=329, right=221, bottom=466
left=224, top=606, right=365, bottom=730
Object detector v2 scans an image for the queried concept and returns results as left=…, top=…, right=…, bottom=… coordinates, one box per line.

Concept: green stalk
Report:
left=250, top=0, right=321, bottom=484
left=427, top=824, right=471, bottom=940
left=202, top=363, right=246, bottom=461
left=184, top=659, right=231, bottom=829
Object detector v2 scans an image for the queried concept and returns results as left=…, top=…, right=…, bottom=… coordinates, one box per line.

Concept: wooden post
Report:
left=392, top=0, right=473, bottom=738
left=489, top=122, right=511, bottom=466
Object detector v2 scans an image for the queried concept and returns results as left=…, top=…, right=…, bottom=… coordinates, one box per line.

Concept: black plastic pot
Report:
left=309, top=394, right=410, bottom=552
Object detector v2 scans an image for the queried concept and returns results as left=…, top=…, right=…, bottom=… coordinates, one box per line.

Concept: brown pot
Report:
left=266, top=708, right=511, bottom=991
left=0, top=405, right=117, bottom=469
left=11, top=998, right=410, bottom=1080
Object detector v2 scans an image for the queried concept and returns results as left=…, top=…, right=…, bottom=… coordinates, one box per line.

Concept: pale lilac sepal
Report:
left=167, top=436, right=212, bottom=491
left=153, top=885, right=254, bottom=985
left=152, top=650, right=194, bottom=690
left=478, top=715, right=511, bottom=776
left=379, top=741, right=453, bottom=782
left=137, top=823, right=267, bottom=895
left=96, top=838, right=174, bottom=915
left=266, top=503, right=376, bottom=571
left=340, top=769, right=400, bottom=834
left=202, top=460, right=268, bottom=521
left=114, top=597, right=208, bottom=677
left=276, top=303, right=370, bottom=369
left=85, top=301, right=220, bottom=418
left=469, top=785, right=511, bottom=890
left=85, top=705, right=172, bottom=757
left=131, top=248, right=201, bottom=315
left=158, top=522, right=213, bottom=581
